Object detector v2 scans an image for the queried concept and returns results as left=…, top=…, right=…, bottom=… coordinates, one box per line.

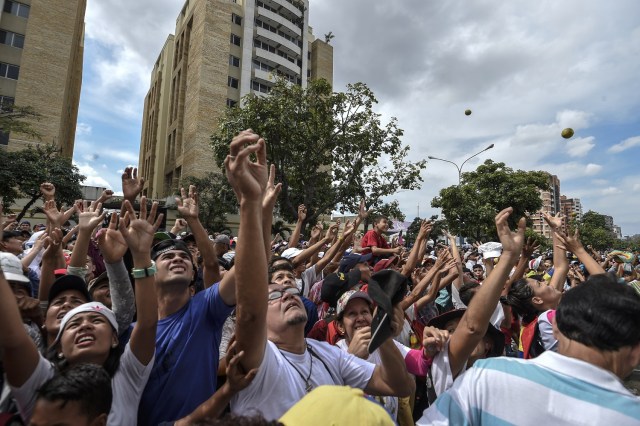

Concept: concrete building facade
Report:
left=139, top=0, right=333, bottom=199
left=532, top=173, right=561, bottom=238
left=560, top=195, right=583, bottom=229
left=0, top=0, right=86, bottom=157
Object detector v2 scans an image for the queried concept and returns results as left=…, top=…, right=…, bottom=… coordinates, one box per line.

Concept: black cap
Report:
left=47, top=275, right=91, bottom=308
left=2, top=230, right=22, bottom=241
left=151, top=239, right=193, bottom=263
left=367, top=269, right=408, bottom=354
left=321, top=269, right=362, bottom=307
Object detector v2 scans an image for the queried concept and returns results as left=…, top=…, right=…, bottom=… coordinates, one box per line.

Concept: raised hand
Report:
left=297, top=204, right=307, bottom=222
left=542, top=212, right=564, bottom=231
left=418, top=220, right=433, bottom=239
left=224, top=130, right=268, bottom=202
left=495, top=207, right=525, bottom=257
left=554, top=228, right=583, bottom=253
left=77, top=200, right=106, bottom=233
left=358, top=198, right=370, bottom=221
left=325, top=223, right=339, bottom=240
left=310, top=224, right=322, bottom=241
left=342, top=219, right=356, bottom=238
left=97, top=189, right=114, bottom=204
left=98, top=213, right=129, bottom=263
left=40, top=182, right=56, bottom=201
left=262, top=164, right=282, bottom=210
left=43, top=200, right=78, bottom=229
left=176, top=185, right=199, bottom=220
left=122, top=167, right=145, bottom=202
left=522, top=236, right=540, bottom=257
left=43, top=228, right=63, bottom=258
left=118, top=198, right=163, bottom=256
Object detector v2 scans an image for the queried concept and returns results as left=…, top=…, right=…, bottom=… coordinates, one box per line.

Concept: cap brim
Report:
left=368, top=307, right=392, bottom=354
left=4, top=272, right=31, bottom=283
left=427, top=308, right=466, bottom=330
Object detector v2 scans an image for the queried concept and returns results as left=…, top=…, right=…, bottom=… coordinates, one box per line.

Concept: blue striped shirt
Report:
left=418, top=351, right=640, bottom=425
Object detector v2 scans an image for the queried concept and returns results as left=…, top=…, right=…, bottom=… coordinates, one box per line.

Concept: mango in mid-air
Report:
left=465, top=109, right=472, bottom=116
left=561, top=128, right=574, bottom=139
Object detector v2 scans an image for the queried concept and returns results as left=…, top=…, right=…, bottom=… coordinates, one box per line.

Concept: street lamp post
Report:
left=428, top=143, right=494, bottom=184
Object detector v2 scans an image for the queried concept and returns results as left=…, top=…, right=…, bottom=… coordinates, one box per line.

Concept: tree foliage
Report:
left=181, top=172, right=238, bottom=232
left=431, top=160, right=549, bottom=240
left=0, top=105, right=42, bottom=139
left=578, top=210, right=615, bottom=250
left=0, top=143, right=84, bottom=221
left=211, top=79, right=425, bottom=231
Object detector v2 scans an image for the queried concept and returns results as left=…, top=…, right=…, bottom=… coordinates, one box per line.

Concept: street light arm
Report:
left=459, top=144, right=495, bottom=179
left=427, top=156, right=462, bottom=175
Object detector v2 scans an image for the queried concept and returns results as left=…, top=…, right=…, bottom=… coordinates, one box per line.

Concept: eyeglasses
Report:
left=267, top=287, right=301, bottom=301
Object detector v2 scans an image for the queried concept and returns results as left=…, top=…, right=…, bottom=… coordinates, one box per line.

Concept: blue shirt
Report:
left=138, top=283, right=234, bottom=426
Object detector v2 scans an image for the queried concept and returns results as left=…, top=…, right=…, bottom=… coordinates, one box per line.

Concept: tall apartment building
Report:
left=139, top=0, right=333, bottom=199
left=0, top=0, right=86, bottom=157
left=531, top=173, right=560, bottom=238
left=559, top=195, right=582, bottom=227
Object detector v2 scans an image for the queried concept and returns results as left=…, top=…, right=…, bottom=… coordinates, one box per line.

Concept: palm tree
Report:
left=272, top=220, right=292, bottom=240
left=324, top=32, right=335, bottom=44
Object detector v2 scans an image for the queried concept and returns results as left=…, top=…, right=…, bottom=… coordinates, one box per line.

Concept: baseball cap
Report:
left=0, top=252, right=31, bottom=284
left=281, top=247, right=303, bottom=259
left=153, top=231, right=176, bottom=242
left=213, top=234, right=231, bottom=245
left=52, top=302, right=118, bottom=347
left=87, top=272, right=109, bottom=295
left=48, top=275, right=91, bottom=308
left=336, top=290, right=372, bottom=318
left=338, top=253, right=372, bottom=273
left=151, top=239, right=193, bottom=262
left=321, top=269, right=362, bottom=307
left=279, top=385, right=394, bottom=426
left=478, top=242, right=503, bottom=259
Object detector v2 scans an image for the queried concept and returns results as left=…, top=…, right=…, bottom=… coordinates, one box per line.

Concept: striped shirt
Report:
left=417, top=351, right=640, bottom=425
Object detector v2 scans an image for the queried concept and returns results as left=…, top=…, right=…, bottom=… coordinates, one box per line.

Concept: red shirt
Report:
left=359, top=229, right=389, bottom=256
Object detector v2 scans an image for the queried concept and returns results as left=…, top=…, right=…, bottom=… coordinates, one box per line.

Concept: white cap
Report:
left=281, top=247, right=303, bottom=259
left=478, top=242, right=503, bottom=259
left=0, top=252, right=30, bottom=283
left=53, top=302, right=118, bottom=347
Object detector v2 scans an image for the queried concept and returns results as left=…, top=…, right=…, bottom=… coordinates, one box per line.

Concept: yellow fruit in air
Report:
left=561, top=128, right=574, bottom=139
left=465, top=109, right=472, bottom=116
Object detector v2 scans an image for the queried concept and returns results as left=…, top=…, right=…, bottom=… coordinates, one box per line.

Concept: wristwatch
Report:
left=131, top=261, right=157, bottom=279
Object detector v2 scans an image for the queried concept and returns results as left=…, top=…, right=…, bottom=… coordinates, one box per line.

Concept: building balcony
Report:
left=253, top=68, right=276, bottom=83
left=254, top=48, right=300, bottom=75
left=269, top=0, right=304, bottom=18
left=257, top=6, right=301, bottom=36
left=256, top=27, right=301, bottom=56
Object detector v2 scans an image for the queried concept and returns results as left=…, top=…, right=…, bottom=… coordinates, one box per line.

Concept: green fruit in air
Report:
left=465, top=109, right=472, bottom=116
left=561, top=128, right=574, bottom=139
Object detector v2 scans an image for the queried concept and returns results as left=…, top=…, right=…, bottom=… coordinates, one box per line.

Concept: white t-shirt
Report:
left=299, top=265, right=323, bottom=298
left=10, top=343, right=153, bottom=425
left=335, top=339, right=411, bottom=421
left=430, top=340, right=467, bottom=397
left=231, top=339, right=376, bottom=420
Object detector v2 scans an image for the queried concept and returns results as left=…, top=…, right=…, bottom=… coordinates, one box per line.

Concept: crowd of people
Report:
left=0, top=130, right=639, bottom=425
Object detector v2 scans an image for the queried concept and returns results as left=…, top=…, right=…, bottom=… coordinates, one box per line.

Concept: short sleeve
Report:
left=10, top=355, right=55, bottom=422
left=204, top=282, right=235, bottom=324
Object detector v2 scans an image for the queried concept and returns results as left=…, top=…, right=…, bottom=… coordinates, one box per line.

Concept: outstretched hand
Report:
left=542, top=212, right=564, bottom=231
left=118, top=198, right=163, bottom=256
left=98, top=213, right=129, bottom=263
left=122, top=167, right=145, bottom=202
left=40, top=182, right=56, bottom=201
left=554, top=228, right=583, bottom=253
left=262, top=164, right=282, bottom=210
left=495, top=207, right=525, bottom=257
left=224, top=130, right=268, bottom=203
left=176, top=185, right=199, bottom=220
left=77, top=200, right=106, bottom=233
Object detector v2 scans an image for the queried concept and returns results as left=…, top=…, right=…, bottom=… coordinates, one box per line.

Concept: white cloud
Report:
left=608, top=136, right=640, bottom=153
left=565, top=136, right=596, bottom=157
left=601, top=187, right=621, bottom=195
left=74, top=162, right=112, bottom=188
left=76, top=123, right=92, bottom=136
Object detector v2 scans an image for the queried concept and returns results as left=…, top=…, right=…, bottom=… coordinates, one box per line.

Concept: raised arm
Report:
left=38, top=228, right=65, bottom=303
left=448, top=208, right=525, bottom=378
left=0, top=269, right=40, bottom=387
left=121, top=167, right=144, bottom=204
left=554, top=228, right=605, bottom=276
left=262, top=164, right=282, bottom=262
left=69, top=201, right=106, bottom=277
left=226, top=131, right=268, bottom=373
left=445, top=231, right=465, bottom=291
left=291, top=223, right=337, bottom=268
left=118, top=198, right=162, bottom=365
left=543, top=212, right=569, bottom=292
left=401, top=220, right=432, bottom=277
left=288, top=204, right=306, bottom=249
left=176, top=185, right=222, bottom=290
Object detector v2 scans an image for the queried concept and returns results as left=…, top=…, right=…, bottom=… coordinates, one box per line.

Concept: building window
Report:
left=228, top=76, right=239, bottom=89
left=3, top=1, right=30, bottom=18
left=229, top=55, right=240, bottom=67
left=230, top=34, right=241, bottom=46
left=231, top=13, right=242, bottom=25
left=226, top=98, right=237, bottom=108
left=252, top=80, right=270, bottom=94
left=0, top=131, right=9, bottom=145
left=0, top=95, right=14, bottom=111
left=0, top=62, right=20, bottom=80
left=0, top=30, right=25, bottom=48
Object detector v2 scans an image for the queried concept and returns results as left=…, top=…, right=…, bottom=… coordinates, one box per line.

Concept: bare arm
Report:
left=448, top=208, right=525, bottom=378
left=69, top=201, right=106, bottom=275
left=0, top=270, right=41, bottom=387
left=288, top=204, right=306, bottom=249
left=555, top=228, right=605, bottom=276
left=226, top=131, right=269, bottom=373
left=543, top=212, right=569, bottom=292
left=262, top=164, right=282, bottom=262
left=38, top=228, right=65, bottom=303
left=445, top=231, right=465, bottom=291
left=401, top=220, right=431, bottom=277
left=291, top=224, right=337, bottom=268
left=118, top=199, right=162, bottom=365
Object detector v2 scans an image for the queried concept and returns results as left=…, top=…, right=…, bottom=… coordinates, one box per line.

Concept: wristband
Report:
left=131, top=260, right=157, bottom=279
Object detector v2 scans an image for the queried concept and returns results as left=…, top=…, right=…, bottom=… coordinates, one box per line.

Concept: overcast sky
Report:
left=75, top=0, right=640, bottom=235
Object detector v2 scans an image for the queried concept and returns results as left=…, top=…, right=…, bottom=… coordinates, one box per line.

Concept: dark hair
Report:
left=505, top=277, right=541, bottom=323
left=36, top=364, right=112, bottom=420
left=459, top=282, right=480, bottom=306
left=556, top=273, right=640, bottom=351
left=373, top=215, right=388, bottom=225
left=472, top=264, right=484, bottom=270
left=269, top=257, right=293, bottom=281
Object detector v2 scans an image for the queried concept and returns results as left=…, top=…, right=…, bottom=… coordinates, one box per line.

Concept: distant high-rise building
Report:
left=560, top=195, right=583, bottom=228
left=0, top=0, right=86, bottom=157
left=612, top=225, right=622, bottom=240
left=139, top=0, right=333, bottom=199
left=603, top=215, right=614, bottom=231
left=532, top=173, right=560, bottom=238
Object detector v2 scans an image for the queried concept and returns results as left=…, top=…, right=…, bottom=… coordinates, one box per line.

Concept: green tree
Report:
left=0, top=143, right=84, bottom=221
left=180, top=172, right=238, bottom=232
left=210, top=79, right=426, bottom=233
left=271, top=219, right=292, bottom=240
left=431, top=160, right=549, bottom=240
left=0, top=105, right=42, bottom=139
left=578, top=210, right=615, bottom=250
